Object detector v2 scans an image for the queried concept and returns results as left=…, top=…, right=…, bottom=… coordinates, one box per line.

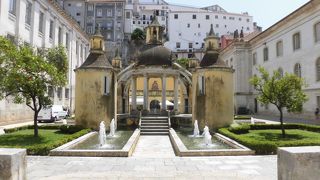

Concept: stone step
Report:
left=141, top=123, right=169, bottom=126
left=140, top=126, right=169, bottom=129
left=141, top=117, right=168, bottom=120
left=141, top=120, right=168, bottom=123
left=141, top=129, right=169, bottom=132
left=140, top=132, right=169, bottom=136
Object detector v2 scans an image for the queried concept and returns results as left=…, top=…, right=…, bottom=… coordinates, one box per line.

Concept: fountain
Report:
left=193, top=120, right=200, bottom=137
left=109, top=118, right=116, bottom=137
left=202, top=126, right=212, bottom=146
left=99, top=121, right=107, bottom=147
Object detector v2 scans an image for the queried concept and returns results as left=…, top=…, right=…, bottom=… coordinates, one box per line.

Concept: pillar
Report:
left=174, top=76, right=179, bottom=111
left=143, top=75, right=149, bottom=110
left=162, top=75, right=166, bottom=110
left=131, top=77, right=137, bottom=110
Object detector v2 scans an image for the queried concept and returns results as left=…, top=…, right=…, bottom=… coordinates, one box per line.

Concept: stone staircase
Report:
left=140, top=116, right=169, bottom=136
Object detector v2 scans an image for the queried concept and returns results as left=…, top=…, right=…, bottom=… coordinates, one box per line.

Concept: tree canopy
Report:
left=176, top=58, right=189, bottom=68
left=250, top=66, right=308, bottom=137
left=131, top=28, right=146, bottom=41
left=0, top=36, right=68, bottom=136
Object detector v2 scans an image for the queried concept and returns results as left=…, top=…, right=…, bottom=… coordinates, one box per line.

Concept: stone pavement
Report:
left=27, top=155, right=277, bottom=179
left=133, top=136, right=176, bottom=158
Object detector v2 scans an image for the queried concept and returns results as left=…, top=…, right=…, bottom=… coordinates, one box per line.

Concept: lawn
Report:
left=0, top=127, right=90, bottom=155
left=219, top=124, right=320, bottom=154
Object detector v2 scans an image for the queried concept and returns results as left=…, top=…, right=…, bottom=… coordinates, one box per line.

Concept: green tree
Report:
left=0, top=36, right=68, bottom=137
left=250, top=67, right=307, bottom=137
left=176, top=58, right=189, bottom=68
left=131, top=28, right=145, bottom=41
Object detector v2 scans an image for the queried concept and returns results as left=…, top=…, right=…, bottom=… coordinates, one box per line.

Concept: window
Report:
left=229, top=17, right=235, bottom=20
left=117, top=10, right=122, bottom=17
left=317, top=96, right=320, bottom=108
left=215, top=15, right=218, bottom=19
left=174, top=14, right=178, bottom=19
left=315, top=22, right=320, bottom=42
left=247, top=18, right=250, bottom=22
left=316, top=58, right=320, bottom=81
left=187, top=24, right=190, bottom=28
left=293, top=32, right=301, bottom=51
left=263, top=47, right=269, bottom=61
left=223, top=16, right=226, bottom=19
left=97, top=9, right=102, bottom=17
left=76, top=41, right=79, bottom=55
left=9, top=0, right=16, bottom=15
left=76, top=12, right=81, bottom=16
left=49, top=20, right=54, bottom=39
left=198, top=24, right=200, bottom=28
left=276, top=41, right=283, bottom=57
left=206, top=15, right=210, bottom=20
left=176, top=42, right=181, bottom=49
left=126, top=12, right=130, bottom=19
left=192, top=15, right=196, bottom=19
left=38, top=11, right=44, bottom=33
left=57, top=87, right=62, bottom=99
left=278, top=68, right=284, bottom=77
left=25, top=2, right=32, bottom=25
left=215, top=24, right=219, bottom=28
left=239, top=18, right=242, bottom=21
left=6, top=34, right=15, bottom=43
left=87, top=4, right=93, bottom=11
left=253, top=52, right=257, bottom=65
left=107, top=9, right=112, bottom=17
left=65, top=33, right=69, bottom=50
left=189, top=43, right=193, bottom=49
left=198, top=76, right=205, bottom=95
left=47, top=86, right=54, bottom=97
left=104, top=76, right=110, bottom=95
left=294, top=63, right=302, bottom=78
left=65, top=88, right=69, bottom=99
left=58, top=27, right=62, bottom=44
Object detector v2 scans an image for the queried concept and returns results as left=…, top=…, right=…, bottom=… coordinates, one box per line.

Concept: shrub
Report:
left=26, top=129, right=91, bottom=155
left=228, top=124, right=250, bottom=134
left=59, top=125, right=84, bottom=134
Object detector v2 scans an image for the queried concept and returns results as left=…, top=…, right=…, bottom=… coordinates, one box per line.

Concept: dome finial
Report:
left=209, top=24, right=215, bottom=36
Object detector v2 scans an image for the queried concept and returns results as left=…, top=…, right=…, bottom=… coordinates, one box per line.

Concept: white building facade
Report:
left=166, top=10, right=254, bottom=60
left=220, top=0, right=320, bottom=119
left=0, top=0, right=90, bottom=125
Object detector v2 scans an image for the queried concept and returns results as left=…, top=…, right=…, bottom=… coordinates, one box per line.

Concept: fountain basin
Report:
left=50, top=129, right=140, bottom=157
left=169, top=129, right=254, bottom=156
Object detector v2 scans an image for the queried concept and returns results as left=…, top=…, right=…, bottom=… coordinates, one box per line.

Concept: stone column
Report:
left=131, top=77, right=137, bottom=110
left=143, top=75, right=149, bottom=110
left=0, top=148, right=26, bottom=180
left=174, top=76, right=179, bottom=111
left=161, top=75, right=167, bottom=111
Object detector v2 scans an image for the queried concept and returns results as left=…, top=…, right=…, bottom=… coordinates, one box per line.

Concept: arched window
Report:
left=294, top=63, right=302, bottom=78
left=278, top=68, right=284, bottom=77
left=316, top=58, right=320, bottom=81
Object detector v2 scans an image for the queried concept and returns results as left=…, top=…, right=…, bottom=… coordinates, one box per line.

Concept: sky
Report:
left=165, top=0, right=310, bottom=30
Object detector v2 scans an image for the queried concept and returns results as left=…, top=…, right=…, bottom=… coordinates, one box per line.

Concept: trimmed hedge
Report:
left=219, top=123, right=320, bottom=155
left=4, top=125, right=62, bottom=133
left=26, top=129, right=91, bottom=155
left=59, top=125, right=85, bottom=134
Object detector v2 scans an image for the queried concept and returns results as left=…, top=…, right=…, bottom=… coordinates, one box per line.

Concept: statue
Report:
left=240, top=29, right=244, bottom=38
left=234, top=29, right=239, bottom=39
left=151, top=81, right=159, bottom=90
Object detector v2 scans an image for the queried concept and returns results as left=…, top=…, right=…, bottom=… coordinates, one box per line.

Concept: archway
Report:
left=150, top=99, right=161, bottom=114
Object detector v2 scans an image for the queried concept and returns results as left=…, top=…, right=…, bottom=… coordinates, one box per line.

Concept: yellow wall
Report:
left=75, top=69, right=115, bottom=130
left=192, top=68, right=234, bottom=130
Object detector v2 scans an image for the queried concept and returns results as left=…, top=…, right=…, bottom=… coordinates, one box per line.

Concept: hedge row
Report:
left=27, top=128, right=91, bottom=155
left=4, top=125, right=63, bottom=133
left=219, top=124, right=320, bottom=155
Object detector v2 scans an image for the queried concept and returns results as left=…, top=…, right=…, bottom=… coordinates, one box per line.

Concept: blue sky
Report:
left=165, top=0, right=310, bottom=30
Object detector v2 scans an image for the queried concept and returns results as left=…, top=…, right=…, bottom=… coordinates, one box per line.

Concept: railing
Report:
left=138, top=111, right=142, bottom=129
left=168, top=111, right=171, bottom=129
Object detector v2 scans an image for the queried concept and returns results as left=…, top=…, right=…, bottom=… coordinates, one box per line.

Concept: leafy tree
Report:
left=131, top=28, right=145, bottom=41
left=176, top=58, right=189, bottom=68
left=250, top=67, right=307, bottom=137
left=0, top=36, right=68, bottom=137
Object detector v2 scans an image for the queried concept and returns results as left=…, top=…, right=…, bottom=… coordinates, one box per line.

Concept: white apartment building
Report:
left=220, top=0, right=320, bottom=119
left=0, top=0, right=90, bottom=125
left=166, top=10, right=254, bottom=60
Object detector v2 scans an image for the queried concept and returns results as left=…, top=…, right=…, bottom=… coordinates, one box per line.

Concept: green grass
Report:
left=219, top=124, right=320, bottom=155
left=0, top=128, right=90, bottom=155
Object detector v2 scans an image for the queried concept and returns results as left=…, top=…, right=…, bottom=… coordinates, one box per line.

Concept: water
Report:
left=99, top=121, right=107, bottom=147
left=71, top=130, right=133, bottom=150
left=193, top=120, right=200, bottom=137
left=177, top=127, right=232, bottom=150
left=202, top=126, right=212, bottom=145
left=109, top=118, right=116, bottom=137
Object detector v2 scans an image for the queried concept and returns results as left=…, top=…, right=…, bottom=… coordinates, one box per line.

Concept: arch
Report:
left=294, top=63, right=302, bottom=78
left=316, top=58, right=320, bottom=81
